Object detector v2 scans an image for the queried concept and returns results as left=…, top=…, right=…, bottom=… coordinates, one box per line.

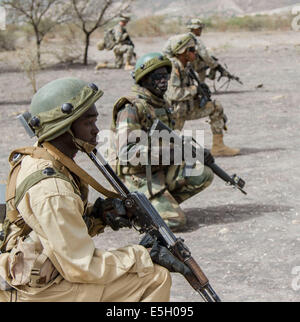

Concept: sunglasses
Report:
left=187, top=47, right=196, bottom=53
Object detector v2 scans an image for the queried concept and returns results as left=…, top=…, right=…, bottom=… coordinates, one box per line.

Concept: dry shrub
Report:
left=128, top=14, right=295, bottom=37
left=0, top=25, right=17, bottom=52
left=128, top=15, right=185, bottom=37
left=43, top=23, right=83, bottom=64
left=15, top=47, right=40, bottom=94
left=205, top=14, right=294, bottom=32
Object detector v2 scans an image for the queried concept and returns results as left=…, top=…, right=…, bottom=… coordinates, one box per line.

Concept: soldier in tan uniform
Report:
left=164, top=33, right=240, bottom=157
left=163, top=18, right=219, bottom=83
left=96, top=15, right=135, bottom=71
left=109, top=53, right=214, bottom=231
left=0, top=77, right=193, bottom=302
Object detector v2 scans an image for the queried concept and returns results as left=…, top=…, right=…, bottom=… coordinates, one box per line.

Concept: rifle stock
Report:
left=87, top=149, right=221, bottom=302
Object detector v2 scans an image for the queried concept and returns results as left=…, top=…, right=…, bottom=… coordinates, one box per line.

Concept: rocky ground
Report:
left=0, top=30, right=299, bottom=302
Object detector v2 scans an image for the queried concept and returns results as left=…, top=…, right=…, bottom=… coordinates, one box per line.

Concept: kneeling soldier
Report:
left=109, top=53, right=214, bottom=231
left=164, top=33, right=240, bottom=156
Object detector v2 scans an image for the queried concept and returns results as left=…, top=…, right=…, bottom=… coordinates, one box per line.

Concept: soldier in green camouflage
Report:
left=109, top=52, right=214, bottom=231
left=96, top=15, right=135, bottom=71
left=164, top=33, right=240, bottom=157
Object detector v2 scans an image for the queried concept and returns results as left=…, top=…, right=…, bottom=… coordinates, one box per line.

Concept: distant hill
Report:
left=132, top=0, right=300, bottom=17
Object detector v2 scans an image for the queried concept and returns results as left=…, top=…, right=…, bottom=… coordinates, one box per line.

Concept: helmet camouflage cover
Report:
left=28, top=77, right=103, bottom=143
left=170, top=33, right=196, bottom=56
left=186, top=18, right=205, bottom=29
left=133, top=52, right=172, bottom=84
left=120, top=14, right=130, bottom=22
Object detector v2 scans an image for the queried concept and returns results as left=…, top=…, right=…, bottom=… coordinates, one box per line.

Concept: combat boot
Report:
left=124, top=62, right=134, bottom=71
left=95, top=62, right=107, bottom=70
left=211, top=134, right=240, bottom=157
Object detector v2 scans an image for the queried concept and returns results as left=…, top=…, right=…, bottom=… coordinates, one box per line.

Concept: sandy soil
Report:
left=0, top=30, right=300, bottom=302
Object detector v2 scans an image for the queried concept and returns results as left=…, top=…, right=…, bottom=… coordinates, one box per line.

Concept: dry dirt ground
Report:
left=0, top=30, right=300, bottom=302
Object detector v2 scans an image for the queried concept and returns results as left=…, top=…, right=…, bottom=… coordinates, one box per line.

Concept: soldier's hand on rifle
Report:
left=148, top=240, right=193, bottom=277
left=197, top=82, right=211, bottom=99
left=216, top=64, right=227, bottom=77
left=91, top=197, right=132, bottom=231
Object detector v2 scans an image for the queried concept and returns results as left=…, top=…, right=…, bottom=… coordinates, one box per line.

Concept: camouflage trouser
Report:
left=121, top=162, right=214, bottom=229
left=175, top=100, right=225, bottom=134
left=113, top=44, right=134, bottom=68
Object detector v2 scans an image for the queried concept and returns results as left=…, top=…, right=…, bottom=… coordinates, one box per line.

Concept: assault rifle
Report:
left=149, top=119, right=247, bottom=195
left=208, top=56, right=243, bottom=90
left=123, top=36, right=137, bottom=59
left=188, top=66, right=211, bottom=107
left=87, top=149, right=221, bottom=302
left=188, top=67, right=228, bottom=131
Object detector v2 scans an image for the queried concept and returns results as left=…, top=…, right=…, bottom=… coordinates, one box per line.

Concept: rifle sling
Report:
left=42, top=142, right=119, bottom=199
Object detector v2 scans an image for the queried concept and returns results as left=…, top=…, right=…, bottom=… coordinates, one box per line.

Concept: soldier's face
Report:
left=186, top=47, right=197, bottom=62
left=193, top=28, right=202, bottom=36
left=71, top=104, right=99, bottom=146
left=146, top=67, right=170, bottom=97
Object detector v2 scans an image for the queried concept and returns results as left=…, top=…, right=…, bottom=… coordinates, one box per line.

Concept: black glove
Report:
left=148, top=240, right=193, bottom=277
left=204, top=148, right=214, bottom=166
left=197, top=82, right=211, bottom=99
left=91, top=197, right=132, bottom=231
left=139, top=233, right=155, bottom=248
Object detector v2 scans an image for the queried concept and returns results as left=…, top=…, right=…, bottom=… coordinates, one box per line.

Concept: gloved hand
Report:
left=148, top=240, right=193, bottom=277
left=204, top=148, right=214, bottom=166
left=197, top=82, right=211, bottom=100
left=139, top=233, right=155, bottom=248
left=91, top=197, right=132, bottom=231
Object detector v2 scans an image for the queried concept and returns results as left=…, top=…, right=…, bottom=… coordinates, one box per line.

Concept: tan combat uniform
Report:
left=96, top=24, right=134, bottom=70
left=0, top=144, right=171, bottom=302
left=189, top=33, right=219, bottom=82
left=113, top=24, right=134, bottom=68
left=165, top=56, right=225, bottom=134
left=109, top=85, right=214, bottom=230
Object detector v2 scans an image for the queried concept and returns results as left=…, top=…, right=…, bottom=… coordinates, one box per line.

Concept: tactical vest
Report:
left=110, top=95, right=176, bottom=176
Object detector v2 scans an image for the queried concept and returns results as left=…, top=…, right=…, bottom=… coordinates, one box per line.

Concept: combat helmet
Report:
left=119, top=14, right=130, bottom=22
left=133, top=52, right=172, bottom=84
left=170, top=33, right=196, bottom=56
left=26, top=77, right=103, bottom=146
left=186, top=18, right=205, bottom=30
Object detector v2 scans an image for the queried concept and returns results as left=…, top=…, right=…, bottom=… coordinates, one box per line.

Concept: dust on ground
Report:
left=0, top=30, right=300, bottom=302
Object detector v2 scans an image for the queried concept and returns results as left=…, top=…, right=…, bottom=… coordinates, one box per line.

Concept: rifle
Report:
left=17, top=111, right=221, bottom=302
left=188, top=66, right=211, bottom=107
left=188, top=67, right=228, bottom=131
left=124, top=36, right=137, bottom=60
left=209, top=56, right=243, bottom=90
left=87, top=149, right=221, bottom=302
left=149, top=119, right=247, bottom=195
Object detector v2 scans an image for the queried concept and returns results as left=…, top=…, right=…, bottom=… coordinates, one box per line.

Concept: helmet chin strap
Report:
left=68, top=129, right=97, bottom=154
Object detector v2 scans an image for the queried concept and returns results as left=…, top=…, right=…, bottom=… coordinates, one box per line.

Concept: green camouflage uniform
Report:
left=164, top=55, right=225, bottom=134
left=109, top=84, right=214, bottom=230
